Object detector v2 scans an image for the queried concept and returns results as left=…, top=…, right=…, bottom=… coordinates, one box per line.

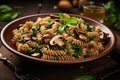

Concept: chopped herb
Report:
left=84, top=22, right=93, bottom=32
left=72, top=45, right=82, bottom=58
left=58, top=24, right=66, bottom=34
left=35, top=45, right=43, bottom=52
left=32, top=26, right=40, bottom=36
left=18, top=39, right=26, bottom=43
left=53, top=55, right=59, bottom=60
left=87, top=36, right=95, bottom=41
left=27, top=49, right=36, bottom=54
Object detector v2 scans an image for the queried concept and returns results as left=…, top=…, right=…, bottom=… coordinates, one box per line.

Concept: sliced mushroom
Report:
left=42, top=34, right=51, bottom=39
left=50, top=35, right=64, bottom=46
left=54, top=39, right=65, bottom=47
left=31, top=53, right=41, bottom=58
left=99, top=32, right=109, bottom=40
left=21, top=34, right=30, bottom=40
left=31, top=37, right=37, bottom=41
left=79, top=34, right=87, bottom=41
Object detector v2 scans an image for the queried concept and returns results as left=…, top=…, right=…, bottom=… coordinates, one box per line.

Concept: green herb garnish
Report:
left=72, top=45, right=82, bottom=58
left=27, top=49, right=36, bottom=54
left=58, top=13, right=78, bottom=34
left=32, top=26, right=40, bottom=36
left=18, top=39, right=26, bottom=43
left=35, top=45, right=43, bottom=52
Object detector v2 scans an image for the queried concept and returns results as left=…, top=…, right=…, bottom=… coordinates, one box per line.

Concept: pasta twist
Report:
left=42, top=48, right=67, bottom=56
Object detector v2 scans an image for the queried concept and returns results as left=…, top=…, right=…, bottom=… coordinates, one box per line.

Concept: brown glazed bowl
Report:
left=0, top=13, right=117, bottom=64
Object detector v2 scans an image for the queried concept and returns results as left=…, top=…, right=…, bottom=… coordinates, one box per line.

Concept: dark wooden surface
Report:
left=0, top=0, right=120, bottom=80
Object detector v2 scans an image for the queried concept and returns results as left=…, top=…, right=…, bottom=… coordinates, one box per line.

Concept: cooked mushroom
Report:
left=99, top=32, right=108, bottom=40
left=79, top=34, right=87, bottom=41
left=42, top=34, right=51, bottom=39
left=31, top=53, right=41, bottom=58
left=21, top=34, right=30, bottom=40
left=50, top=35, right=64, bottom=46
left=31, top=37, right=37, bottom=41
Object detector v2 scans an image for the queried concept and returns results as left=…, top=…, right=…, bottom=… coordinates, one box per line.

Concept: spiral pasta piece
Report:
left=42, top=48, right=67, bottom=56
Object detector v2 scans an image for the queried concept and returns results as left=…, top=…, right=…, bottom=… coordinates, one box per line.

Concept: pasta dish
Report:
left=11, top=13, right=109, bottom=61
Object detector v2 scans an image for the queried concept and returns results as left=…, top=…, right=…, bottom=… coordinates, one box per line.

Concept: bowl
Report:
left=0, top=13, right=117, bottom=64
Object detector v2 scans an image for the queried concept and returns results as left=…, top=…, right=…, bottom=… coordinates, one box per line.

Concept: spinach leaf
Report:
left=27, top=49, right=36, bottom=54
left=18, top=39, right=26, bottom=43
left=72, top=45, right=82, bottom=58
left=35, top=45, right=43, bottom=52
left=32, top=26, right=40, bottom=36
left=58, top=24, right=66, bottom=34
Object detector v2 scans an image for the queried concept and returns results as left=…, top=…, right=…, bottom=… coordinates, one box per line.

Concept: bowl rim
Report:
left=0, top=13, right=117, bottom=64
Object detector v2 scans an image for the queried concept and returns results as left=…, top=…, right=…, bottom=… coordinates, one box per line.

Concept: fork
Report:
left=0, top=53, right=40, bottom=80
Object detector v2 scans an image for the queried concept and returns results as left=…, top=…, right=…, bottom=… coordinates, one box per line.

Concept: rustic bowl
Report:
left=0, top=13, right=117, bottom=64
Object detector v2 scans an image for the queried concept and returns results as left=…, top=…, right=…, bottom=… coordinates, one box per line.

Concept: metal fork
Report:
left=0, top=53, right=40, bottom=80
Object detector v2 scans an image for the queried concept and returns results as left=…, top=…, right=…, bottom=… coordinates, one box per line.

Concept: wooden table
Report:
left=0, top=0, right=120, bottom=80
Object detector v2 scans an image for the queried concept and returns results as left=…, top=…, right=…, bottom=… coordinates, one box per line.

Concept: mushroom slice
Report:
left=79, top=34, right=87, bottom=41
left=42, top=34, right=51, bottom=39
left=55, top=39, right=65, bottom=47
left=31, top=53, right=41, bottom=58
left=50, top=35, right=64, bottom=46
left=21, top=34, right=30, bottom=40
left=99, top=32, right=109, bottom=40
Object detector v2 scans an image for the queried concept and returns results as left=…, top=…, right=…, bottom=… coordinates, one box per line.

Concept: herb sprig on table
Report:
left=0, top=5, right=19, bottom=21
left=105, top=0, right=120, bottom=30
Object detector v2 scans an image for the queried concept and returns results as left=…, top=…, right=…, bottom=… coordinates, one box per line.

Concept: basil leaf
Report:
left=66, top=17, right=78, bottom=26
left=73, top=75, right=96, bottom=80
left=58, top=24, right=66, bottom=34
left=59, top=13, right=67, bottom=21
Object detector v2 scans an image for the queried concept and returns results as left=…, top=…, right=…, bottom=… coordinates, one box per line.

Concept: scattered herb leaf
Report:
left=0, top=5, right=19, bottom=21
left=73, top=75, right=96, bottom=80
